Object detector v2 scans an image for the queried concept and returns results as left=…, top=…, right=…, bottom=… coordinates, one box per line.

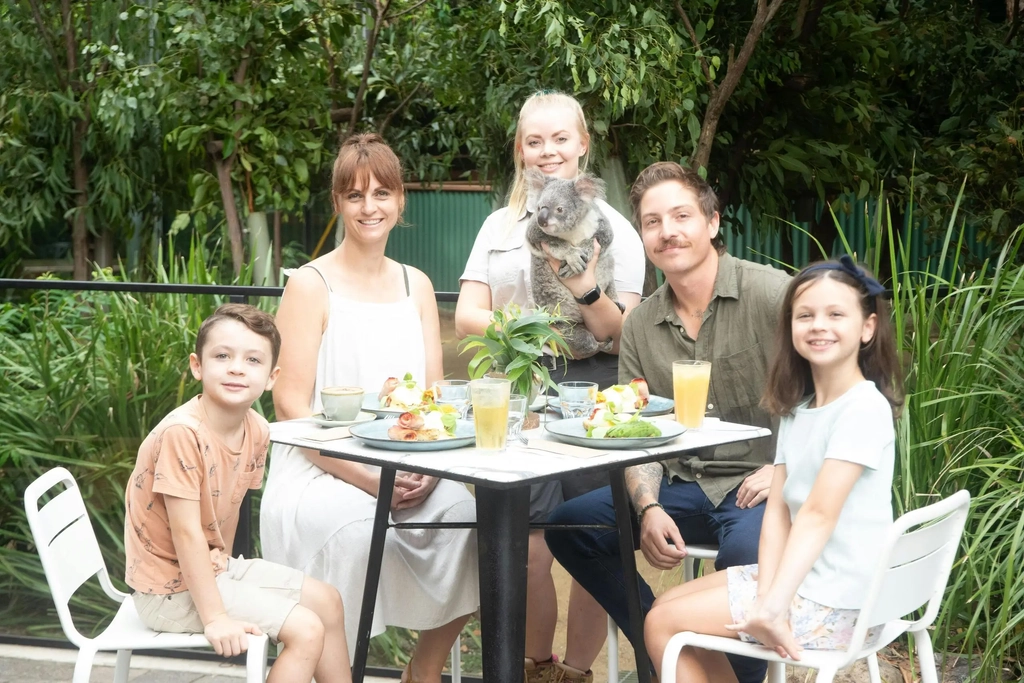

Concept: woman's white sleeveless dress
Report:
left=260, top=265, right=479, bottom=656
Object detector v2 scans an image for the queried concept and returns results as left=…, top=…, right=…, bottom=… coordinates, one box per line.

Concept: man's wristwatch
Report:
left=574, top=285, right=602, bottom=305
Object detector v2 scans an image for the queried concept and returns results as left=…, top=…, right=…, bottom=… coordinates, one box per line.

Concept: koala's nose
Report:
left=537, top=207, right=549, bottom=227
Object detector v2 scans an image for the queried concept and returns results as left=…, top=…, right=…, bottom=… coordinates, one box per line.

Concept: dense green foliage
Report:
left=1, top=1, right=1020, bottom=278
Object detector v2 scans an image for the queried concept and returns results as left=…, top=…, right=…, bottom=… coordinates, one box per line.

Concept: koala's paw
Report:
left=558, top=254, right=588, bottom=279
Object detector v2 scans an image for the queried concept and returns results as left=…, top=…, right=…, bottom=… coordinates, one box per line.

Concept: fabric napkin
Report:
left=525, top=439, right=608, bottom=459
left=298, top=426, right=353, bottom=442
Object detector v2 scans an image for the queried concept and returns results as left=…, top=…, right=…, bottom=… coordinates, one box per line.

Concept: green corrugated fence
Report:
left=385, top=190, right=496, bottom=293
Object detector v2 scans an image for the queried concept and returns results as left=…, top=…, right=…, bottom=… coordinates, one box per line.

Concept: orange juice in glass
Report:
left=672, top=360, right=712, bottom=428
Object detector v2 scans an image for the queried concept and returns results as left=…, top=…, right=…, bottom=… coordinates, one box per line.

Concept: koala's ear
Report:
left=574, top=173, right=606, bottom=203
left=525, top=168, right=547, bottom=197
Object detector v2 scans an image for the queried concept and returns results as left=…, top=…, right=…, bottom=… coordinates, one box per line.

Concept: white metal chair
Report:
left=606, top=544, right=720, bottom=683
left=24, top=467, right=270, bottom=683
left=660, top=490, right=971, bottom=683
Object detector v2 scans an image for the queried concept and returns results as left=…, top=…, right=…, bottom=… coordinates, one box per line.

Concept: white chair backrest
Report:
left=845, top=490, right=970, bottom=654
left=24, top=467, right=111, bottom=646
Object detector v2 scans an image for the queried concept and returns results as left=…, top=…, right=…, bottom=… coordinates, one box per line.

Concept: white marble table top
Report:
left=270, top=417, right=771, bottom=490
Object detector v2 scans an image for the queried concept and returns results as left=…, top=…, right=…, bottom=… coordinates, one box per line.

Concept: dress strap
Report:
left=302, top=264, right=332, bottom=293
left=401, top=264, right=410, bottom=297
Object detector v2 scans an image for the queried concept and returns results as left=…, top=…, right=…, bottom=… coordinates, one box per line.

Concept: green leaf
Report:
left=294, top=159, right=308, bottom=183
left=686, top=113, right=701, bottom=146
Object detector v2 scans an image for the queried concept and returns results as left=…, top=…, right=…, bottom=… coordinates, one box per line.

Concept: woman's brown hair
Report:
left=331, top=133, right=405, bottom=218
left=761, top=259, right=903, bottom=417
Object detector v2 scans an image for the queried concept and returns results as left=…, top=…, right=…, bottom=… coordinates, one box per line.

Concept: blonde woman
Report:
left=456, top=92, right=645, bottom=683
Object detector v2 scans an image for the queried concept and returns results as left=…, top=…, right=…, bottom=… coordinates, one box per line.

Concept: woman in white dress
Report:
left=261, top=133, right=478, bottom=683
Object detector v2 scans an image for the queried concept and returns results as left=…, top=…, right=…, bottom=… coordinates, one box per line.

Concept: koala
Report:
left=524, top=169, right=618, bottom=358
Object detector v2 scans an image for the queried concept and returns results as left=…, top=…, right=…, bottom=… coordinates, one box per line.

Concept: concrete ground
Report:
left=0, top=644, right=395, bottom=683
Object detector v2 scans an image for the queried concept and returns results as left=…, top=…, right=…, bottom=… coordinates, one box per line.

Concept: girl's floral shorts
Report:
left=726, top=564, right=882, bottom=650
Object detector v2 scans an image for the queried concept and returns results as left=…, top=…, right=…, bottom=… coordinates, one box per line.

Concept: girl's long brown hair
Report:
left=761, top=261, right=904, bottom=417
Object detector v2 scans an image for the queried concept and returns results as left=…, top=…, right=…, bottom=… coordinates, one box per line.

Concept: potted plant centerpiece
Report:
left=459, top=304, right=571, bottom=429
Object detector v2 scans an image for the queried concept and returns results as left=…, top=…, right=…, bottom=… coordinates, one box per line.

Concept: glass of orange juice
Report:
left=672, top=360, right=712, bottom=428
left=470, top=378, right=512, bottom=451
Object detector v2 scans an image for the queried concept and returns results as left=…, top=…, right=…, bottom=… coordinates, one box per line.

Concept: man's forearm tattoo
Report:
left=625, top=462, right=664, bottom=509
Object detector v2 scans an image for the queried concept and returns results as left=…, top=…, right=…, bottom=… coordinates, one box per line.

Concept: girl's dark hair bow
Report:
left=803, top=255, right=887, bottom=296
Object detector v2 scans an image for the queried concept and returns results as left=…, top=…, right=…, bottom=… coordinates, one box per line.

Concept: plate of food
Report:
left=363, top=373, right=435, bottom=417
left=546, top=379, right=674, bottom=416
left=349, top=405, right=476, bottom=451
left=310, top=411, right=376, bottom=428
left=544, top=410, right=686, bottom=449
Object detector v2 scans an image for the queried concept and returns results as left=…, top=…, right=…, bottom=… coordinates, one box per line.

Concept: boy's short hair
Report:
left=196, top=304, right=281, bottom=366
left=629, top=161, right=725, bottom=253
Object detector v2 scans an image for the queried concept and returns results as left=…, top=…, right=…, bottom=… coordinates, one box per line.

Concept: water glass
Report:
left=507, top=394, right=528, bottom=443
left=432, top=379, right=471, bottom=418
left=672, top=360, right=712, bottom=428
left=470, top=378, right=511, bottom=451
left=558, top=381, right=597, bottom=419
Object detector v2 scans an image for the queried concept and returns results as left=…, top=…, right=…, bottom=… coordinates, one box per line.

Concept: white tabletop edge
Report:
left=269, top=418, right=771, bottom=487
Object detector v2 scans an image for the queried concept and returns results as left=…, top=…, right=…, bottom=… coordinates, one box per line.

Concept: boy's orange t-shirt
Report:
left=124, top=396, right=269, bottom=594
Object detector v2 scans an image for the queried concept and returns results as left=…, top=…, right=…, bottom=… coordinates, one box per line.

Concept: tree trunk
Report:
left=692, top=0, right=786, bottom=172
left=71, top=117, right=90, bottom=280
left=273, top=210, right=282, bottom=285
left=211, top=150, right=245, bottom=276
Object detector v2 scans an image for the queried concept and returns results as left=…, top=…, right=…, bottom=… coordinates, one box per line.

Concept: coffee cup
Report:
left=320, top=386, right=364, bottom=422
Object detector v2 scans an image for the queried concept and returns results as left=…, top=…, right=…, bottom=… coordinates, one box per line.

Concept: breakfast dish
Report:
left=583, top=409, right=662, bottom=438
left=379, top=373, right=435, bottom=410
left=544, top=417, right=686, bottom=450
left=387, top=405, right=459, bottom=442
left=596, top=379, right=650, bottom=412
left=348, top=419, right=476, bottom=451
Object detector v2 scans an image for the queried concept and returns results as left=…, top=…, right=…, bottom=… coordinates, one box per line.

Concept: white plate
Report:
left=309, top=411, right=376, bottom=428
left=544, top=417, right=686, bottom=449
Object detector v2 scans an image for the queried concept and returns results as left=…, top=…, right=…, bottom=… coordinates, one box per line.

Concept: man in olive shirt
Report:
left=546, top=162, right=789, bottom=683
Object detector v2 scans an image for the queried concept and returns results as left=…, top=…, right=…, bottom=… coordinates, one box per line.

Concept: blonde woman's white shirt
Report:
left=775, top=380, right=895, bottom=610
left=460, top=198, right=645, bottom=310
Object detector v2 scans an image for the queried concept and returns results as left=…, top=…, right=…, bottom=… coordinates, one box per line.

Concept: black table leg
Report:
left=610, top=468, right=652, bottom=683
left=476, top=485, right=531, bottom=683
left=351, top=467, right=396, bottom=683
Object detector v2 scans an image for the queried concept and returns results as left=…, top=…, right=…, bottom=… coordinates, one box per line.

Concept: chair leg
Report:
left=245, top=633, right=269, bottom=683
left=766, top=661, right=786, bottom=683
left=606, top=616, right=619, bottom=683
left=113, top=649, right=132, bottom=683
left=683, top=557, right=694, bottom=583
left=912, top=629, right=939, bottom=683
left=867, top=652, right=882, bottom=683
left=813, top=667, right=838, bottom=682
left=659, top=634, right=687, bottom=683
left=72, top=648, right=97, bottom=683
left=450, top=636, right=462, bottom=683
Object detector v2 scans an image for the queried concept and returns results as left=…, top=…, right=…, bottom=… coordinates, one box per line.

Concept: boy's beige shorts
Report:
left=134, top=556, right=305, bottom=643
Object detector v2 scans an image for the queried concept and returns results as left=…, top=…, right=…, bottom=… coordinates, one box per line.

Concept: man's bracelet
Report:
left=637, top=501, right=664, bottom=522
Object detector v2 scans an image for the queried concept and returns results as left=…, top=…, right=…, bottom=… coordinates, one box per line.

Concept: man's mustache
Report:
left=656, top=239, right=688, bottom=252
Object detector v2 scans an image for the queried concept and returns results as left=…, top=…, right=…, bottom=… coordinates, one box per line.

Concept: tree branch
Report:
left=674, top=1, right=715, bottom=93
left=24, top=0, right=66, bottom=88
left=1006, top=0, right=1022, bottom=44
left=692, top=0, right=786, bottom=171
left=378, top=83, right=422, bottom=137
left=346, top=0, right=393, bottom=140
left=388, top=0, right=428, bottom=21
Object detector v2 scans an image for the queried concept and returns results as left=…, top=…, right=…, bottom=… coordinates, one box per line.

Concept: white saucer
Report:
left=310, top=411, right=376, bottom=428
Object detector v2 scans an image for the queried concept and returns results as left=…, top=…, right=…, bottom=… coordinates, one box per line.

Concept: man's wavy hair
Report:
left=628, top=161, right=725, bottom=254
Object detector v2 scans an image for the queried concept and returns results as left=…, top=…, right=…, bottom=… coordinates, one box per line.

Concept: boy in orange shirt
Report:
left=124, top=304, right=351, bottom=683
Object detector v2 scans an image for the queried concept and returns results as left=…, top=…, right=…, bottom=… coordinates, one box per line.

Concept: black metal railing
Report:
left=0, top=277, right=474, bottom=681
